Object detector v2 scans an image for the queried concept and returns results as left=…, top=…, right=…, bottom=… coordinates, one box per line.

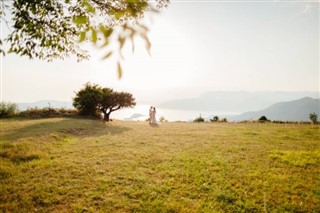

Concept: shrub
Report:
left=18, top=107, right=78, bottom=119
left=193, top=115, right=204, bottom=123
left=258, top=115, right=269, bottom=122
left=309, top=113, right=318, bottom=124
left=272, top=120, right=285, bottom=124
left=57, top=108, right=79, bottom=117
left=0, top=102, right=19, bottom=118
left=210, top=116, right=219, bottom=122
left=210, top=116, right=227, bottom=122
left=159, top=116, right=167, bottom=122
left=221, top=117, right=228, bottom=122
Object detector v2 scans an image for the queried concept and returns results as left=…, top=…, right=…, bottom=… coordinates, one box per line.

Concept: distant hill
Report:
left=124, top=113, right=147, bottom=121
left=159, top=91, right=319, bottom=113
left=231, top=97, right=320, bottom=121
left=18, top=100, right=73, bottom=111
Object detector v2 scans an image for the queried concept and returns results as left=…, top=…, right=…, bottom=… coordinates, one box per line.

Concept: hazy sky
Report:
left=1, top=1, right=319, bottom=104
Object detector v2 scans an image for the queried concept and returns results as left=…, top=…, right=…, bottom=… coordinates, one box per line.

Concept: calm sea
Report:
left=111, top=104, right=239, bottom=122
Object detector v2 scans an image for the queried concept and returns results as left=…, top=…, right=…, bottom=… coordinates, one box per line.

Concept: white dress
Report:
left=150, top=110, right=158, bottom=124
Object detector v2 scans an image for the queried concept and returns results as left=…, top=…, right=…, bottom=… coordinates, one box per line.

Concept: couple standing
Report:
left=149, top=106, right=159, bottom=125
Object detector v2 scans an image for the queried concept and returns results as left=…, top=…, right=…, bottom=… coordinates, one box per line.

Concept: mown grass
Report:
left=0, top=118, right=319, bottom=212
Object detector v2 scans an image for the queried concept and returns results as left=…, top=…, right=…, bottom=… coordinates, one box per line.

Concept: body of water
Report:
left=111, top=104, right=240, bottom=122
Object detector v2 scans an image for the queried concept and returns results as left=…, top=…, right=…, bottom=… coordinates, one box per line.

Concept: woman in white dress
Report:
left=150, top=107, right=158, bottom=125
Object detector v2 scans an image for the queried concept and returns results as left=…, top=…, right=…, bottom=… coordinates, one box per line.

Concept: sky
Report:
left=1, top=1, right=319, bottom=104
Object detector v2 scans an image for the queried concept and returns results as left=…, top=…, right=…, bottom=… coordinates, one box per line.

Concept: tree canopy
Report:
left=0, top=0, right=170, bottom=77
left=258, top=115, right=269, bottom=122
left=73, top=83, right=103, bottom=117
left=73, top=83, right=136, bottom=121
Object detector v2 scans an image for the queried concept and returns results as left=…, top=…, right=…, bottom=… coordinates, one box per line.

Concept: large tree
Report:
left=73, top=83, right=136, bottom=121
left=0, top=0, right=170, bottom=77
left=73, top=83, right=103, bottom=117
left=100, top=88, right=136, bottom=121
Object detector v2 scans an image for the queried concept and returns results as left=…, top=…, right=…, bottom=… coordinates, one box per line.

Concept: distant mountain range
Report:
left=159, top=91, right=319, bottom=113
left=230, top=97, right=320, bottom=121
left=15, top=91, right=320, bottom=122
left=17, top=100, right=73, bottom=111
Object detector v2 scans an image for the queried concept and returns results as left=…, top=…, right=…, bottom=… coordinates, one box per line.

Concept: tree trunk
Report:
left=104, top=112, right=110, bottom=121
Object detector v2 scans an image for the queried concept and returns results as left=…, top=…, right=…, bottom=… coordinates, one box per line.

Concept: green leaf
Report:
left=92, top=29, right=97, bottom=44
left=115, top=10, right=125, bottom=20
left=118, top=36, right=125, bottom=50
left=0, top=50, right=6, bottom=56
left=83, top=1, right=95, bottom=13
left=102, top=51, right=113, bottom=60
left=99, top=25, right=107, bottom=34
left=101, top=40, right=109, bottom=48
left=79, top=32, right=86, bottom=42
left=73, top=16, right=88, bottom=25
left=117, top=62, right=123, bottom=79
left=102, top=28, right=113, bottom=38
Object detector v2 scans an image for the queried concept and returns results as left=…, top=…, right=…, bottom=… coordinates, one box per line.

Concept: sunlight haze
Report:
left=1, top=1, right=319, bottom=104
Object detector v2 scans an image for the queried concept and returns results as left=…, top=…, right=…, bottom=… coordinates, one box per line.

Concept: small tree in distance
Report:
left=309, top=113, right=318, bottom=124
left=221, top=117, right=228, bottom=122
left=194, top=114, right=205, bottom=123
left=258, top=115, right=269, bottom=122
left=210, top=116, right=219, bottom=122
left=159, top=116, right=168, bottom=122
left=0, top=102, right=19, bottom=118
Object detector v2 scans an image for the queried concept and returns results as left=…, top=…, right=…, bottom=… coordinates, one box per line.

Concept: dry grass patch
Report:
left=0, top=118, right=319, bottom=212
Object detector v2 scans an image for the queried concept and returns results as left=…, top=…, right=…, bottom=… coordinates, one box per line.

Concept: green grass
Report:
left=0, top=118, right=319, bottom=212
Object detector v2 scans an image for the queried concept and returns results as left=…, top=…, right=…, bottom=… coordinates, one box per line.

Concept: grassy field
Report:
left=0, top=118, right=319, bottom=212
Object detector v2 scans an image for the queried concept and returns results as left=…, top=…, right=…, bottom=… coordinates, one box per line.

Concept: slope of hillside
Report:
left=1, top=118, right=319, bottom=212
left=159, top=91, right=319, bottom=113
left=232, top=97, right=320, bottom=121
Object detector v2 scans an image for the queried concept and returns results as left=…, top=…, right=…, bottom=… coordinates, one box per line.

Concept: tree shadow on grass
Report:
left=1, top=118, right=131, bottom=142
left=0, top=118, right=131, bottom=166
